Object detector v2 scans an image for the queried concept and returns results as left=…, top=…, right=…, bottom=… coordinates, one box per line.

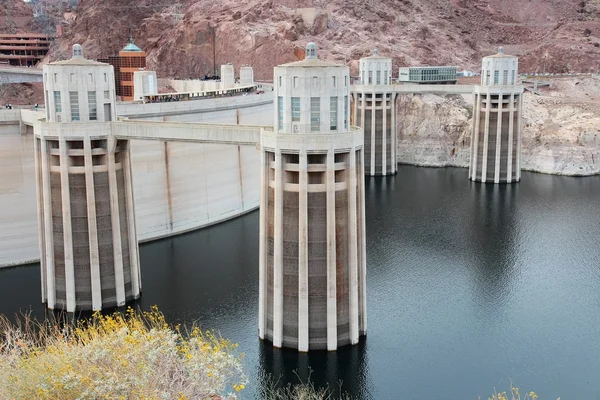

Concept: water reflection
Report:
left=258, top=340, right=371, bottom=398
left=1, top=166, right=600, bottom=399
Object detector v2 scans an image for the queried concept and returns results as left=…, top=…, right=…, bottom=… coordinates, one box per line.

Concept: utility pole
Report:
left=212, top=24, right=217, bottom=77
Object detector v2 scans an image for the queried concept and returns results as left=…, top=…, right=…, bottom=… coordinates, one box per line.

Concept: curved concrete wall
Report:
left=0, top=96, right=272, bottom=267
left=131, top=140, right=259, bottom=241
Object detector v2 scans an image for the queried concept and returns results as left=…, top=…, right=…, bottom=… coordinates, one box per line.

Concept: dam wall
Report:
left=0, top=99, right=269, bottom=267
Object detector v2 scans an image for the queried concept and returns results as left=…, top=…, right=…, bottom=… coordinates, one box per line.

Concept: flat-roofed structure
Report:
left=398, top=66, right=457, bottom=84
left=469, top=47, right=523, bottom=183
left=0, top=33, right=52, bottom=66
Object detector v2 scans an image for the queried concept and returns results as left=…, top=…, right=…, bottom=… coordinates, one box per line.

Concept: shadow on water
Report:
left=258, top=339, right=371, bottom=399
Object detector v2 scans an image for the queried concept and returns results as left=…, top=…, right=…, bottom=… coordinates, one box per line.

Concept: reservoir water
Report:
left=1, top=165, right=600, bottom=399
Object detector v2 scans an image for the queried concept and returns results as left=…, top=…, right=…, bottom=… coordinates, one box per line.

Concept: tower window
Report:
left=368, top=71, right=372, bottom=85
left=293, top=77, right=298, bottom=87
left=69, top=91, right=79, bottom=121
left=494, top=70, right=499, bottom=85
left=291, top=97, right=300, bottom=122
left=383, top=70, right=387, bottom=85
left=332, top=76, right=336, bottom=87
left=278, top=96, right=283, bottom=131
left=503, top=70, right=508, bottom=85
left=330, top=97, right=338, bottom=131
left=344, top=96, right=348, bottom=130
left=376, top=70, right=381, bottom=85
left=54, top=91, right=61, bottom=113
left=279, top=76, right=282, bottom=87
left=88, top=91, right=97, bottom=121
left=310, top=97, right=320, bottom=132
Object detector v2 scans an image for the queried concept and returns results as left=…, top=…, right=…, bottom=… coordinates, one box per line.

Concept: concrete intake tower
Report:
left=258, top=43, right=367, bottom=351
left=351, top=49, right=397, bottom=176
left=469, top=47, right=523, bottom=183
left=36, top=45, right=141, bottom=311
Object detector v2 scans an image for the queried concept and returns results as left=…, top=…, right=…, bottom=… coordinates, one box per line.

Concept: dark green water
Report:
left=2, top=166, right=600, bottom=399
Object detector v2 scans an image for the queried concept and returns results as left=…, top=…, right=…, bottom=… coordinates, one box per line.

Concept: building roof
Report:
left=278, top=42, right=345, bottom=68
left=279, top=58, right=344, bottom=68
left=122, top=38, right=142, bottom=52
left=361, top=48, right=390, bottom=61
left=485, top=47, right=516, bottom=58
left=50, top=58, right=108, bottom=66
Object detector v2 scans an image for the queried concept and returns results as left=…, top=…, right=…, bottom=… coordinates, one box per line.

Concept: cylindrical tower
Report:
left=36, top=45, right=141, bottom=312
left=239, top=65, right=254, bottom=86
left=469, top=47, right=523, bottom=183
left=220, top=63, right=235, bottom=90
left=351, top=48, right=398, bottom=176
left=259, top=43, right=367, bottom=352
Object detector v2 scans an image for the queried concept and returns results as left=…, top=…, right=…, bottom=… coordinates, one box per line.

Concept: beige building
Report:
left=351, top=49, right=398, bottom=175
left=259, top=43, right=367, bottom=351
left=469, top=47, right=523, bottom=183
left=38, top=45, right=141, bottom=311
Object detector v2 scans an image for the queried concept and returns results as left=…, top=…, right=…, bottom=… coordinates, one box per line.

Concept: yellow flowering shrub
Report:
left=0, top=306, right=247, bottom=399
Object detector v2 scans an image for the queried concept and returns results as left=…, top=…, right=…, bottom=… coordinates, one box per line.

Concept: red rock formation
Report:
left=4, top=0, right=600, bottom=79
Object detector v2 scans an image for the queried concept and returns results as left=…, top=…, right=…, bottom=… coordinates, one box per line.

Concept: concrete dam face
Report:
left=0, top=99, right=272, bottom=268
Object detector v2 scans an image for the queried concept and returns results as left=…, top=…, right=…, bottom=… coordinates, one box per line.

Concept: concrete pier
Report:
left=351, top=49, right=397, bottom=176
left=259, top=43, right=367, bottom=351
left=36, top=45, right=141, bottom=311
left=469, top=47, right=523, bottom=183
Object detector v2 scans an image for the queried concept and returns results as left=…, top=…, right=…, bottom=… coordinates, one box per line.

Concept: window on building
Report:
left=312, top=76, right=318, bottom=89
left=54, top=73, right=57, bottom=83
left=104, top=90, right=110, bottom=100
left=511, top=71, right=516, bottom=85
left=368, top=71, right=372, bottom=84
left=344, top=96, right=348, bottom=130
left=70, top=73, right=75, bottom=83
left=88, top=92, right=97, bottom=121
left=361, top=71, right=364, bottom=85
left=291, top=97, right=300, bottom=122
left=486, top=70, right=491, bottom=86
left=376, top=70, right=381, bottom=85
left=384, top=70, right=388, bottom=85
left=330, top=97, right=338, bottom=131
left=279, top=76, right=282, bottom=87
left=278, top=96, right=283, bottom=131
left=104, top=73, right=107, bottom=83
left=293, top=77, right=298, bottom=87
left=310, top=97, right=320, bottom=132
left=345, top=75, right=348, bottom=87
left=332, top=76, right=336, bottom=87
left=503, top=70, right=508, bottom=85
left=88, top=73, right=94, bottom=84
left=70, top=91, right=79, bottom=121
left=54, top=91, right=61, bottom=113
left=494, top=70, right=499, bottom=85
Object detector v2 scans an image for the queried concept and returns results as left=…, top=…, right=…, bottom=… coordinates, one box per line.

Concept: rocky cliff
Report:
left=42, top=0, right=600, bottom=79
left=396, top=77, right=600, bottom=176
